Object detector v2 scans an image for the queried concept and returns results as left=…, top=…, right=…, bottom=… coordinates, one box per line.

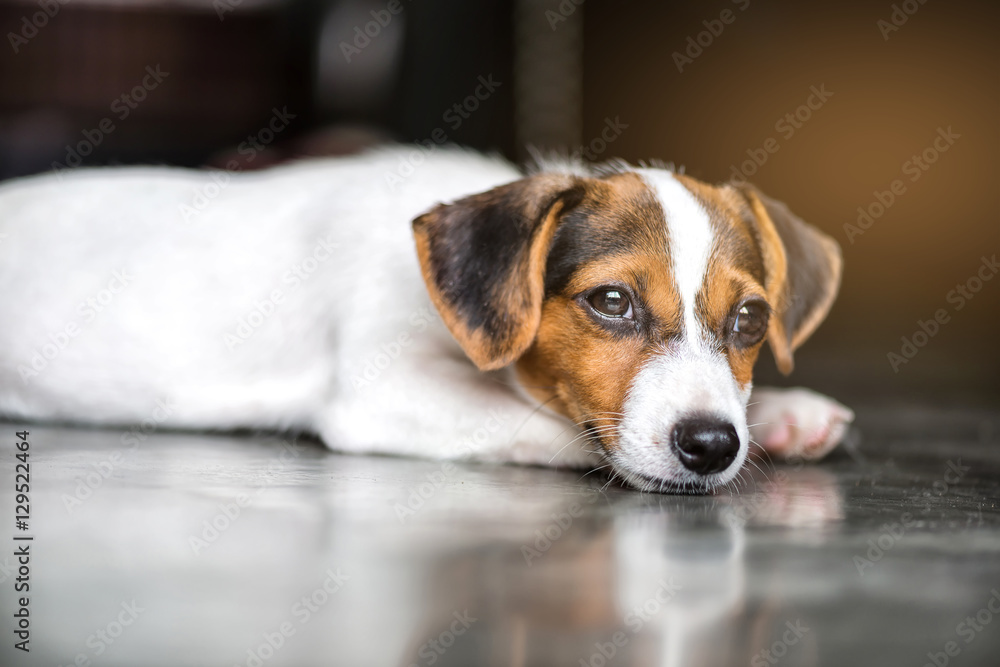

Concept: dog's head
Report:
left=412, top=163, right=841, bottom=492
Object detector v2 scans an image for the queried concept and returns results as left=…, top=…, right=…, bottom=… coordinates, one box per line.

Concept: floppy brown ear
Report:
left=412, top=173, right=585, bottom=371
left=739, top=185, right=842, bottom=375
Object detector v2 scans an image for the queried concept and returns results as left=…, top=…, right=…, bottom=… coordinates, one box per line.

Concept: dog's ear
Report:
left=413, top=173, right=585, bottom=370
left=738, top=185, right=842, bottom=375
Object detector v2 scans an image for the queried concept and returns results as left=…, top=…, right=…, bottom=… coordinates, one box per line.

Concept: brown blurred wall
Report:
left=583, top=0, right=999, bottom=400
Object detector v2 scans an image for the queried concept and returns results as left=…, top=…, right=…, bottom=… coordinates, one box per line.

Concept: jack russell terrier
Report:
left=0, top=147, right=853, bottom=493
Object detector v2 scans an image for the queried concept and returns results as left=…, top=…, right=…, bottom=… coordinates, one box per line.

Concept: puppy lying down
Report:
left=0, top=147, right=853, bottom=492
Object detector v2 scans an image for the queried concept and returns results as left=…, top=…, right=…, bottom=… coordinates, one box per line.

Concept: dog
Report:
left=0, top=147, right=853, bottom=492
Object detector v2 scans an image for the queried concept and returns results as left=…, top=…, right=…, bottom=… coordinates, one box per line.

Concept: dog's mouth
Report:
left=585, top=433, right=745, bottom=495
left=609, top=465, right=728, bottom=495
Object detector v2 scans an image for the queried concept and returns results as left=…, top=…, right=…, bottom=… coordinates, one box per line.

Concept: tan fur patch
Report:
left=515, top=175, right=685, bottom=449
left=668, top=176, right=773, bottom=387
left=742, top=190, right=792, bottom=373
left=516, top=295, right=651, bottom=452
left=736, top=186, right=843, bottom=374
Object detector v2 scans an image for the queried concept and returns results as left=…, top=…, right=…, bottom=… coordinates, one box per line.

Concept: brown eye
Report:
left=588, top=289, right=632, bottom=318
left=732, top=301, right=768, bottom=345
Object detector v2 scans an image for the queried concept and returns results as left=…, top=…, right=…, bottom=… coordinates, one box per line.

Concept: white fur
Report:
left=0, top=148, right=597, bottom=469
left=637, top=169, right=713, bottom=338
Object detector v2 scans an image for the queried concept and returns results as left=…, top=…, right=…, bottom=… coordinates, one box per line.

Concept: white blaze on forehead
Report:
left=611, top=170, right=747, bottom=491
left=636, top=169, right=714, bottom=342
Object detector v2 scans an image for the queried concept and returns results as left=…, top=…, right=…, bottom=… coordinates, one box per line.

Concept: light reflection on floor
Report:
left=1, top=406, right=998, bottom=667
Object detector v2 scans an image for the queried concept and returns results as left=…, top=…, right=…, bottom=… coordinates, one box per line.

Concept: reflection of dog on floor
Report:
left=0, top=147, right=852, bottom=492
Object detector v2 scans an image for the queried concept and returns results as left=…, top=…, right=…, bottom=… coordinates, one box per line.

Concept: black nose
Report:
left=671, top=417, right=740, bottom=475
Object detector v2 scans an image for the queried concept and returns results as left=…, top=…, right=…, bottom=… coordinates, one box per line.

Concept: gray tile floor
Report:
left=1, top=402, right=999, bottom=666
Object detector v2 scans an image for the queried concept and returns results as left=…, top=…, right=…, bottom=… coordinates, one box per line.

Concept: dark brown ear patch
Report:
left=412, top=174, right=585, bottom=370
left=737, top=185, right=842, bottom=374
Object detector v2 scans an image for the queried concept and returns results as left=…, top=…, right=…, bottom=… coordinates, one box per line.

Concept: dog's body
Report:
left=0, top=147, right=852, bottom=492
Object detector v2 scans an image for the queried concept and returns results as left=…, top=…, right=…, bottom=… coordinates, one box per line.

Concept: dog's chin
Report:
left=602, top=455, right=742, bottom=495
left=616, top=469, right=720, bottom=495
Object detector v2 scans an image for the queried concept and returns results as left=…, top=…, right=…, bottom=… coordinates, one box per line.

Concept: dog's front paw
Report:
left=747, top=387, right=854, bottom=461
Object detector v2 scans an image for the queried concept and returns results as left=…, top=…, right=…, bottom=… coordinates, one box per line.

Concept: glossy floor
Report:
left=2, top=403, right=999, bottom=666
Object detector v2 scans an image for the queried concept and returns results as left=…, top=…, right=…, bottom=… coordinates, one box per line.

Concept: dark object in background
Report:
left=0, top=0, right=514, bottom=176
left=0, top=1, right=309, bottom=174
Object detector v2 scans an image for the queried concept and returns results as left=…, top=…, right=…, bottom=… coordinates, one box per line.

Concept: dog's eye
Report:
left=588, top=289, right=632, bottom=318
left=732, top=301, right=768, bottom=345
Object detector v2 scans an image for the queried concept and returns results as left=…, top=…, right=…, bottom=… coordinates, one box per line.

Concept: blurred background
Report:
left=1, top=0, right=997, bottom=403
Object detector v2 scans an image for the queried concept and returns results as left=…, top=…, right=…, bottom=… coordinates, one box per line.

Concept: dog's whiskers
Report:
left=577, top=463, right=614, bottom=481
left=547, top=423, right=619, bottom=464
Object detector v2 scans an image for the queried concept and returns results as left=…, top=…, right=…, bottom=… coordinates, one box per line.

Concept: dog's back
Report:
left=0, top=148, right=518, bottom=431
